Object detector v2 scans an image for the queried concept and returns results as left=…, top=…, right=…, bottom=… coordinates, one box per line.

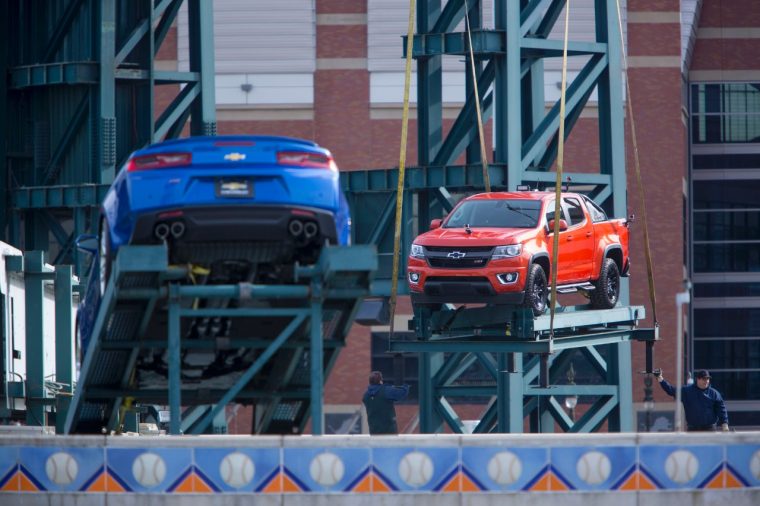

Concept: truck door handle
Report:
left=567, top=236, right=573, bottom=241
left=586, top=232, right=592, bottom=237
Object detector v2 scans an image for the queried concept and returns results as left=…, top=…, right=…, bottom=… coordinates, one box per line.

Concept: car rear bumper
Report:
left=130, top=204, right=339, bottom=244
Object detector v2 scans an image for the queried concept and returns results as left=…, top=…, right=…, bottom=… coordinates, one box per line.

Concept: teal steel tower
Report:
left=345, top=0, right=641, bottom=433
left=1, top=0, right=216, bottom=273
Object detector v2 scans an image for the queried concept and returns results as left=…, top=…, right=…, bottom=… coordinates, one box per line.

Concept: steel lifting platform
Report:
left=64, top=244, right=377, bottom=436
left=390, top=303, right=657, bottom=434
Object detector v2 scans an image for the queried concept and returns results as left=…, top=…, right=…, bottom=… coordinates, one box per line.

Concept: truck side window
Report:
left=545, top=201, right=568, bottom=229
left=584, top=197, right=608, bottom=223
left=564, top=198, right=586, bottom=226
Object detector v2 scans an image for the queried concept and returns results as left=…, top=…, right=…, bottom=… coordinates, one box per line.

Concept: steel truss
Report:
left=3, top=0, right=216, bottom=275
left=64, top=244, right=376, bottom=435
left=343, top=0, right=647, bottom=432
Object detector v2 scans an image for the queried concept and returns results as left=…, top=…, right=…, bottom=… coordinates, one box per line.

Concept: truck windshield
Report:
left=444, top=199, right=542, bottom=228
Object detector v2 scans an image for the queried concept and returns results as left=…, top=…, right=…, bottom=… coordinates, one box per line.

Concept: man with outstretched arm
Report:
left=362, top=371, right=410, bottom=434
left=658, top=369, right=729, bottom=432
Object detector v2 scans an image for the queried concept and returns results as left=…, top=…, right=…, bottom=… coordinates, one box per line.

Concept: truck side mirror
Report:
left=429, top=218, right=442, bottom=230
left=75, top=234, right=99, bottom=255
left=547, top=219, right=568, bottom=232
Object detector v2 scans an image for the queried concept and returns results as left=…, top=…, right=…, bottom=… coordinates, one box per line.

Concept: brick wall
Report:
left=625, top=0, right=685, bottom=406
left=199, top=0, right=708, bottom=432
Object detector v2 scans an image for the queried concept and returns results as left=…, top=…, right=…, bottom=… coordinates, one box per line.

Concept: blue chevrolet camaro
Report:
left=77, top=135, right=351, bottom=364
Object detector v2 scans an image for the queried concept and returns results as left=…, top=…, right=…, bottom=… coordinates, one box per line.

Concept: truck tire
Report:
left=523, top=264, right=548, bottom=316
left=591, top=258, right=620, bottom=309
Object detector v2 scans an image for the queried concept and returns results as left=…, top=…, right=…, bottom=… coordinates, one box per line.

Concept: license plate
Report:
left=216, top=179, right=252, bottom=198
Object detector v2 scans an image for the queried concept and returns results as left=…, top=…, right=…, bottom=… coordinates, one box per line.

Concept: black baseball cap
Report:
left=695, top=369, right=712, bottom=379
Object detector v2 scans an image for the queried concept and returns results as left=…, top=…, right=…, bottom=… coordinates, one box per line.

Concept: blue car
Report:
left=77, top=135, right=351, bottom=366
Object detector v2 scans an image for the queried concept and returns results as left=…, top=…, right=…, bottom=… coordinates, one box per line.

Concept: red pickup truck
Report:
left=407, top=191, right=630, bottom=315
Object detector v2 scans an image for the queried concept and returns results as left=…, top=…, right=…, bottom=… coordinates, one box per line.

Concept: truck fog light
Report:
left=409, top=272, right=420, bottom=283
left=497, top=272, right=518, bottom=284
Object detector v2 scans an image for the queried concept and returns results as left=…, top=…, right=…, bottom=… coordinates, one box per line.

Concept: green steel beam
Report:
left=187, top=0, right=217, bottom=136
left=167, top=283, right=182, bottom=434
left=12, top=184, right=110, bottom=209
left=310, top=281, right=325, bottom=435
left=54, top=265, right=74, bottom=433
left=5, top=1, right=216, bottom=271
left=23, top=252, right=55, bottom=426
left=188, top=313, right=309, bottom=435
left=42, top=0, right=86, bottom=63
left=9, top=63, right=99, bottom=88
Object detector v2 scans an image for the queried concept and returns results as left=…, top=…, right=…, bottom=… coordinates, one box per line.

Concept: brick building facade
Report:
left=160, top=0, right=759, bottom=432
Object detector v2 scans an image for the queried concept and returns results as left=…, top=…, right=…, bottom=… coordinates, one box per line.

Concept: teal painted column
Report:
left=0, top=0, right=7, bottom=240
left=167, top=283, right=182, bottom=434
left=505, top=0, right=523, bottom=189
left=24, top=251, right=51, bottom=426
left=188, top=0, right=217, bottom=135
left=418, top=352, right=444, bottom=433
left=417, top=0, right=442, bottom=165
left=54, top=265, right=73, bottom=433
left=310, top=279, right=324, bottom=435
left=98, top=0, right=116, bottom=184
left=497, top=352, right=523, bottom=432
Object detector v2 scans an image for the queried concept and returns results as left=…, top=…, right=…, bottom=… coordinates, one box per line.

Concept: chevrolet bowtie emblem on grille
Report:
left=224, top=152, right=246, bottom=161
left=447, top=251, right=466, bottom=259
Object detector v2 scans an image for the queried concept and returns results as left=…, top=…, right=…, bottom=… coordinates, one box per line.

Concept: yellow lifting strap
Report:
left=464, top=0, right=491, bottom=192
left=388, top=0, right=416, bottom=339
left=548, top=0, right=572, bottom=338
left=614, top=0, right=658, bottom=326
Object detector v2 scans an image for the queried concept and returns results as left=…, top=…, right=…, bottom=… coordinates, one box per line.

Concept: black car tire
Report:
left=591, top=258, right=620, bottom=309
left=523, top=263, right=548, bottom=316
left=99, top=217, right=113, bottom=296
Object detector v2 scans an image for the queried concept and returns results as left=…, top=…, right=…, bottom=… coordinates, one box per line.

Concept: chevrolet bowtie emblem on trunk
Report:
left=447, top=251, right=466, bottom=259
left=224, top=152, right=246, bottom=161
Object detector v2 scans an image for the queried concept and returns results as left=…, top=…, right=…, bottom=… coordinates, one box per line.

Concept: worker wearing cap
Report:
left=362, top=371, right=410, bottom=434
left=657, top=369, right=729, bottom=432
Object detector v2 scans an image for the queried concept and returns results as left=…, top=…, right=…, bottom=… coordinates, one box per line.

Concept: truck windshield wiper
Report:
left=504, top=202, right=538, bottom=225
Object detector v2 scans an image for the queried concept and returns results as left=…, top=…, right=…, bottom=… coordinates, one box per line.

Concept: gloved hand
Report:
left=722, top=423, right=729, bottom=432
left=656, top=369, right=663, bottom=382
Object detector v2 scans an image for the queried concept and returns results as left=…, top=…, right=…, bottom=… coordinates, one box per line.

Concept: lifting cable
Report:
left=614, top=0, right=658, bottom=328
left=464, top=0, right=491, bottom=192
left=388, top=0, right=492, bottom=344
left=388, top=0, right=416, bottom=342
left=548, top=0, right=572, bottom=338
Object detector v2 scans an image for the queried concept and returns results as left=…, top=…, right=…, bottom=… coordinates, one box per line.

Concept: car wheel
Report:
left=591, top=258, right=620, bottom=309
left=523, top=264, right=548, bottom=316
left=99, top=218, right=112, bottom=296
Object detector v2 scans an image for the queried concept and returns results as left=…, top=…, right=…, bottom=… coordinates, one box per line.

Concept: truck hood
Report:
left=414, top=227, right=531, bottom=247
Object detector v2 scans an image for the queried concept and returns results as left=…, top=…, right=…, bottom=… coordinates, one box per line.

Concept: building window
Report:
left=689, top=80, right=760, bottom=424
left=691, top=83, right=760, bottom=144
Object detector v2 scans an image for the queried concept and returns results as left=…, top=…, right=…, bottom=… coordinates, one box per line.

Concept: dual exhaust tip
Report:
left=154, top=221, right=185, bottom=241
left=154, top=218, right=319, bottom=242
left=288, top=219, right=319, bottom=241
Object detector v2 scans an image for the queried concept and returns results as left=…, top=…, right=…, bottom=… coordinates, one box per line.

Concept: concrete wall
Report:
left=0, top=432, right=758, bottom=505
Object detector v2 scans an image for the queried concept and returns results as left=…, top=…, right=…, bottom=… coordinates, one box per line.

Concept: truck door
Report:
left=545, top=200, right=574, bottom=284
left=562, top=197, right=595, bottom=281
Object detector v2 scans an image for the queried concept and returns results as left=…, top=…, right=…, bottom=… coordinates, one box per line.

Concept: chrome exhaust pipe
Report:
left=170, top=221, right=186, bottom=238
left=288, top=219, right=304, bottom=237
left=154, top=222, right=170, bottom=240
left=303, top=221, right=318, bottom=239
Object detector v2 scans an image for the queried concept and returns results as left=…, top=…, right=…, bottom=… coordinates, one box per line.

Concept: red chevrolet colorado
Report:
left=407, top=191, right=630, bottom=315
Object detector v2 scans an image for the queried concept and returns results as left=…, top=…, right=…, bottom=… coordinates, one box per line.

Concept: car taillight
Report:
left=127, top=153, right=192, bottom=172
left=277, top=151, right=337, bottom=171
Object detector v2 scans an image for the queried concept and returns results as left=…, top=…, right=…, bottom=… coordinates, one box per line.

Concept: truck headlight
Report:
left=410, top=244, right=425, bottom=258
left=492, top=244, right=522, bottom=259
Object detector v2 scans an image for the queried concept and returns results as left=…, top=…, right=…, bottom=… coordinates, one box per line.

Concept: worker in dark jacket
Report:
left=658, top=369, right=729, bottom=432
left=362, top=371, right=409, bottom=434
